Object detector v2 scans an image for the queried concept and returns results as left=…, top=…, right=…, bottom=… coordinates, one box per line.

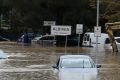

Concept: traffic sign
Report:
left=76, top=24, right=83, bottom=34
left=43, top=21, right=56, bottom=26
left=94, top=26, right=101, bottom=37
left=51, top=25, right=71, bottom=36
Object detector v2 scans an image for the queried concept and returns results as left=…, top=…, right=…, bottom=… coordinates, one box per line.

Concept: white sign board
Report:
left=51, top=26, right=71, bottom=36
left=76, top=24, right=83, bottom=34
left=94, top=26, right=101, bottom=37
left=43, top=21, right=56, bottom=26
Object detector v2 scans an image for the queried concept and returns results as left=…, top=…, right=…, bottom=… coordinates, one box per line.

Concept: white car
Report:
left=53, top=55, right=101, bottom=80
left=32, top=35, right=56, bottom=46
left=104, top=37, right=120, bottom=49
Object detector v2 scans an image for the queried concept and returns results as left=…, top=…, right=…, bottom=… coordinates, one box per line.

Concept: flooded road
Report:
left=0, top=42, right=120, bottom=80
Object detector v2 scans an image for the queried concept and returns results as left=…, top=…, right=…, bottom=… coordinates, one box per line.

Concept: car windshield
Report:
left=61, top=58, right=94, bottom=68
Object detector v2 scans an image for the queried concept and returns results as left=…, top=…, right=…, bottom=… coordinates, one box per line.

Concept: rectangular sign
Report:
left=51, top=26, right=71, bottom=35
left=76, top=24, right=83, bottom=34
left=94, top=26, right=101, bottom=37
left=43, top=21, right=56, bottom=26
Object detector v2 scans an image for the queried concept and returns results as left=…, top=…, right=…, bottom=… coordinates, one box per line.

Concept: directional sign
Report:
left=94, top=26, right=101, bottom=37
left=76, top=24, right=83, bottom=34
left=51, top=25, right=71, bottom=36
left=43, top=21, right=56, bottom=26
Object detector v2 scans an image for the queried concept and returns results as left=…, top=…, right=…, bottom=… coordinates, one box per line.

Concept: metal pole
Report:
left=65, top=35, right=68, bottom=54
left=53, top=35, right=56, bottom=47
left=97, top=0, right=99, bottom=27
left=96, top=0, right=99, bottom=63
left=78, top=34, right=80, bottom=54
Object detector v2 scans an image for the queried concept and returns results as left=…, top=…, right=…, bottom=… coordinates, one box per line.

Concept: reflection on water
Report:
left=0, top=44, right=120, bottom=80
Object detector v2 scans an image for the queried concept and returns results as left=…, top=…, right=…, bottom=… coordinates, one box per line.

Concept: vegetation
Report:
left=0, top=0, right=120, bottom=40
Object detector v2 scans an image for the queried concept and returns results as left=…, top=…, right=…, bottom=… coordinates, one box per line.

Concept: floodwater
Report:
left=0, top=42, right=120, bottom=80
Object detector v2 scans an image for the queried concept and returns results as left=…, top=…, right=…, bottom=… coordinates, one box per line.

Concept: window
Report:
left=87, top=34, right=90, bottom=41
left=83, top=34, right=87, bottom=41
left=116, top=38, right=120, bottom=43
left=39, top=36, right=54, bottom=40
left=40, top=37, right=47, bottom=40
left=61, top=58, right=93, bottom=68
left=84, top=59, right=92, bottom=68
left=105, top=38, right=110, bottom=44
left=47, top=36, right=54, bottom=40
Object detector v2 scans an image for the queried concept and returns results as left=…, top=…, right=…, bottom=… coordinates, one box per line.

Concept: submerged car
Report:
left=53, top=55, right=101, bottom=80
left=32, top=35, right=78, bottom=46
left=0, top=36, right=10, bottom=41
left=104, top=37, right=120, bottom=49
left=17, top=33, right=34, bottom=44
left=31, top=35, right=55, bottom=46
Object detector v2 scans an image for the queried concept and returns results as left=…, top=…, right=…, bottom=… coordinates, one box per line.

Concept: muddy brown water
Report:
left=0, top=42, right=120, bottom=80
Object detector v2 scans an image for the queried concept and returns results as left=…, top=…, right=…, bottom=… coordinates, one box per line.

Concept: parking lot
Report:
left=0, top=42, right=120, bottom=80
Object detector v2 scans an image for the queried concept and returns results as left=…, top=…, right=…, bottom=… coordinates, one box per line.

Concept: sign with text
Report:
left=94, top=26, right=101, bottom=37
left=51, top=26, right=71, bottom=35
left=43, top=21, right=56, bottom=26
left=76, top=24, right=83, bottom=34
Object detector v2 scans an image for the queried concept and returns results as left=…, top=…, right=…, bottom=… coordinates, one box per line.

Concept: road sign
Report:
left=94, top=26, right=101, bottom=37
left=51, top=25, right=71, bottom=36
left=43, top=21, right=56, bottom=26
left=76, top=24, right=83, bottom=34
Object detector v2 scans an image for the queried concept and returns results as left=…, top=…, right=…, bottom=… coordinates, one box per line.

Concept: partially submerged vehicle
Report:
left=0, top=36, right=10, bottom=41
left=32, top=35, right=78, bottom=46
left=82, top=32, right=108, bottom=48
left=104, top=37, right=120, bottom=49
left=53, top=55, right=101, bottom=80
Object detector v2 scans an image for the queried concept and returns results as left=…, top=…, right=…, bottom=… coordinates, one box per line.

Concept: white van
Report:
left=82, top=32, right=108, bottom=48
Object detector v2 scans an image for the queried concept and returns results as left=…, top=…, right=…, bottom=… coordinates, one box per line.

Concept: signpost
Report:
left=94, top=26, right=101, bottom=56
left=94, top=26, right=101, bottom=63
left=51, top=25, right=71, bottom=53
left=76, top=24, right=83, bottom=54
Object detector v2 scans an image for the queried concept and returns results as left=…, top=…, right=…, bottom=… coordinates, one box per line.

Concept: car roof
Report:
left=115, top=37, right=120, bottom=39
left=60, top=55, right=90, bottom=59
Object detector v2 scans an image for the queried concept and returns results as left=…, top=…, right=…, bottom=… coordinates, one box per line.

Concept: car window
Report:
left=116, top=38, right=120, bottom=43
left=105, top=38, right=110, bottom=44
left=60, top=58, right=93, bottom=68
left=87, top=34, right=90, bottom=41
left=84, top=59, right=92, bottom=68
left=61, top=58, right=83, bottom=68
left=40, top=37, right=47, bottom=40
left=33, top=37, right=41, bottom=40
left=39, top=36, right=54, bottom=40
left=47, top=36, right=54, bottom=40
left=83, top=34, right=87, bottom=41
